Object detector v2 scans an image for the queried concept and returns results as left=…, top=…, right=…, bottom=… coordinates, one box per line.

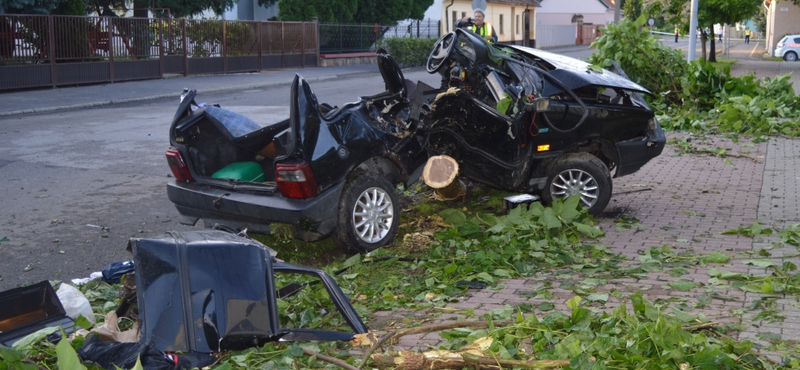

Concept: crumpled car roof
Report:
left=508, top=45, right=652, bottom=96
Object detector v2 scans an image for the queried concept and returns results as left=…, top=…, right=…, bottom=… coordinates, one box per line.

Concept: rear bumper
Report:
left=167, top=181, right=344, bottom=237
left=615, top=122, right=666, bottom=177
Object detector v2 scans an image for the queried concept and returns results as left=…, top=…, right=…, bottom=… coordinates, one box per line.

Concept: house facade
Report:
left=440, top=0, right=542, bottom=45
left=535, top=0, right=615, bottom=26
left=764, top=0, right=800, bottom=54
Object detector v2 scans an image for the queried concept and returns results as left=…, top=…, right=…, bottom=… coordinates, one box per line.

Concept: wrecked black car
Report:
left=166, top=28, right=665, bottom=251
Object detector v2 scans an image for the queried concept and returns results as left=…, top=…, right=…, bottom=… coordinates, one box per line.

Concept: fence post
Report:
left=182, top=19, right=188, bottom=76
left=301, top=22, right=305, bottom=68
left=417, top=20, right=420, bottom=38
left=339, top=23, right=343, bottom=53
left=222, top=21, right=227, bottom=73
left=48, top=15, right=56, bottom=87
left=257, top=22, right=262, bottom=72
left=108, top=17, right=115, bottom=82
left=159, top=19, right=164, bottom=78
left=312, top=17, right=319, bottom=66
left=281, top=22, right=285, bottom=68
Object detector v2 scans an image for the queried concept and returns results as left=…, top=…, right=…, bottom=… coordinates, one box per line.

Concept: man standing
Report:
left=744, top=28, right=751, bottom=44
left=674, top=25, right=680, bottom=43
left=457, top=9, right=498, bottom=43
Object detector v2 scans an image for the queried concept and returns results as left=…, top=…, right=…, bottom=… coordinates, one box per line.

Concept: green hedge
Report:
left=376, top=37, right=438, bottom=67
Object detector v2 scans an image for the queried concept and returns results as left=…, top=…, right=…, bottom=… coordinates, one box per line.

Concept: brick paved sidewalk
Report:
left=367, top=134, right=800, bottom=361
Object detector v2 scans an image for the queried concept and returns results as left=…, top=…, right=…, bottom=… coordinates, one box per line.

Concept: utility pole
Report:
left=614, top=0, right=621, bottom=23
left=687, top=0, right=699, bottom=61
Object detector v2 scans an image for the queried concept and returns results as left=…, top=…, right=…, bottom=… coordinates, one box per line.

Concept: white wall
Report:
left=536, top=0, right=608, bottom=25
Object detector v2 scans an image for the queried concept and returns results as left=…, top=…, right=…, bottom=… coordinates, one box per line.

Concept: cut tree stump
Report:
left=421, top=155, right=465, bottom=200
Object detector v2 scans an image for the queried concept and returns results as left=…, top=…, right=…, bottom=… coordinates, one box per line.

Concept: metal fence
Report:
left=0, top=14, right=317, bottom=91
left=319, top=19, right=439, bottom=53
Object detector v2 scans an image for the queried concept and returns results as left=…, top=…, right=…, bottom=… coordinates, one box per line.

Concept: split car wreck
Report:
left=166, top=28, right=665, bottom=251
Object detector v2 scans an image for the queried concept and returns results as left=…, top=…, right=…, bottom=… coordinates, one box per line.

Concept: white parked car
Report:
left=774, top=34, right=800, bottom=61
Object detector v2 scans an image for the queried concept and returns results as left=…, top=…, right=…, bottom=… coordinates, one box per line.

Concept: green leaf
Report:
left=703, top=251, right=730, bottom=263
left=288, top=344, right=304, bottom=357
left=539, top=208, right=562, bottom=229
left=538, top=301, right=555, bottom=311
left=669, top=280, right=697, bottom=291
left=573, top=222, right=604, bottom=238
left=11, top=326, right=59, bottom=355
left=55, top=332, right=87, bottom=370
left=742, top=259, right=776, bottom=268
left=0, top=345, right=23, bottom=363
left=566, top=296, right=582, bottom=310
left=586, top=293, right=609, bottom=303
left=342, top=254, right=361, bottom=268
left=439, top=209, right=467, bottom=227
left=475, top=272, right=494, bottom=283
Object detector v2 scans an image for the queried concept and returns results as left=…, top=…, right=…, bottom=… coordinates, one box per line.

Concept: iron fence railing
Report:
left=0, top=14, right=446, bottom=90
left=319, top=19, right=440, bottom=53
left=0, top=14, right=316, bottom=65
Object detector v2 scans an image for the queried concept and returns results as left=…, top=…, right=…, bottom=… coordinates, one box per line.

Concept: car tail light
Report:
left=276, top=161, right=318, bottom=199
left=166, top=148, right=194, bottom=182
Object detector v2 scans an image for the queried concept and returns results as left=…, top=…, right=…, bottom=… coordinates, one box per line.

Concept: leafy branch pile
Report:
left=426, top=294, right=779, bottom=370
left=589, top=16, right=800, bottom=138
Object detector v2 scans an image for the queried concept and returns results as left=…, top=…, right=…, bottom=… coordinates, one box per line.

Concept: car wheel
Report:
left=541, top=153, right=612, bottom=215
left=784, top=52, right=798, bottom=62
left=333, top=173, right=400, bottom=252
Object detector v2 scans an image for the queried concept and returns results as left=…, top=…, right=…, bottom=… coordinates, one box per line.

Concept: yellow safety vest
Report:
left=472, top=23, right=494, bottom=40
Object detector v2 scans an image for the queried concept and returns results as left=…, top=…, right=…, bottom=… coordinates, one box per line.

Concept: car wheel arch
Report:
left=349, top=156, right=403, bottom=185
left=547, top=138, right=619, bottom=175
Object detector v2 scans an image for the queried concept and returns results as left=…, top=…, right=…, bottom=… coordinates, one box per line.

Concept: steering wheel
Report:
left=426, top=32, right=457, bottom=73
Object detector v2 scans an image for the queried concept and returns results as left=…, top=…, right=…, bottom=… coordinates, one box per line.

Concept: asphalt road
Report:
left=0, top=70, right=445, bottom=290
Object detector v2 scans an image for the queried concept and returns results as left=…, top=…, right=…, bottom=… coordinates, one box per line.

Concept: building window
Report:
left=462, top=12, right=466, bottom=19
left=453, top=11, right=458, bottom=26
left=499, top=14, right=504, bottom=34
left=516, top=15, right=520, bottom=34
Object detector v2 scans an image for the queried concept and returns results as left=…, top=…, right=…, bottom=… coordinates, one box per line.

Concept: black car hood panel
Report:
left=507, top=45, right=652, bottom=95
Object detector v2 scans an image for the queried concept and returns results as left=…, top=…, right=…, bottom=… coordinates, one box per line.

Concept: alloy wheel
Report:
left=351, top=187, right=394, bottom=243
left=550, top=169, right=600, bottom=209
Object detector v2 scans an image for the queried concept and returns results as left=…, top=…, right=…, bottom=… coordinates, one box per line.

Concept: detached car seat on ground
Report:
left=129, top=230, right=367, bottom=353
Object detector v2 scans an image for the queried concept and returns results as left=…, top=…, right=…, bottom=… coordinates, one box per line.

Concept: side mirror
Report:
left=526, top=97, right=550, bottom=112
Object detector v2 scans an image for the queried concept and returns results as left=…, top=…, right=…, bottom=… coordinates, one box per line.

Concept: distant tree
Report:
left=752, top=6, right=766, bottom=33
left=649, top=0, right=761, bottom=61
left=260, top=0, right=433, bottom=23
left=623, top=0, right=642, bottom=21
left=82, top=0, right=235, bottom=18
left=1, top=0, right=67, bottom=14
left=52, top=0, right=85, bottom=15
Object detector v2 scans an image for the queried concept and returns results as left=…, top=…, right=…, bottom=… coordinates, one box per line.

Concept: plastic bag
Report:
left=78, top=335, right=216, bottom=370
left=56, top=283, right=95, bottom=324
left=101, top=260, right=135, bottom=284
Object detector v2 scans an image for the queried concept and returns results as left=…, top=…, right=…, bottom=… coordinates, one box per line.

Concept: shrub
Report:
left=376, top=37, right=437, bottom=67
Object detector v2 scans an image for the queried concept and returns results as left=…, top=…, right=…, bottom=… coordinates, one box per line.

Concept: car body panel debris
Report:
left=130, top=230, right=367, bottom=353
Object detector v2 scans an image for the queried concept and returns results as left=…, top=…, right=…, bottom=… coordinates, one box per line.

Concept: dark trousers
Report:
left=745, top=35, right=750, bottom=44
left=675, top=34, right=679, bottom=43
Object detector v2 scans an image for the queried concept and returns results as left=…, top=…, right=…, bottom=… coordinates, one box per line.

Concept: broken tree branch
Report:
left=303, top=348, right=360, bottom=370
left=462, top=353, right=569, bottom=369
left=421, top=155, right=465, bottom=200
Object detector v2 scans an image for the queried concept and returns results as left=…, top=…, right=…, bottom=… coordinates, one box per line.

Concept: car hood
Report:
left=508, top=45, right=652, bottom=96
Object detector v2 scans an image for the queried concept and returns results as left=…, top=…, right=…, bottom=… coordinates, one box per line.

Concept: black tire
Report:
left=784, top=52, right=798, bottom=62
left=541, top=153, right=612, bottom=215
left=333, top=173, right=400, bottom=252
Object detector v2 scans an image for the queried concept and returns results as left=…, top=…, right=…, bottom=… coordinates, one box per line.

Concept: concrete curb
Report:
left=0, top=75, right=341, bottom=117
